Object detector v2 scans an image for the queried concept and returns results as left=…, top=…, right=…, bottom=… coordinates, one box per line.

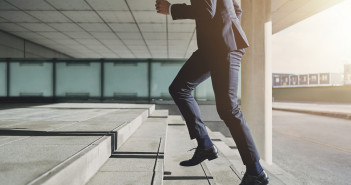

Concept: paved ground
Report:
left=273, top=110, right=351, bottom=185
left=273, top=102, right=351, bottom=119
left=273, top=102, right=351, bottom=113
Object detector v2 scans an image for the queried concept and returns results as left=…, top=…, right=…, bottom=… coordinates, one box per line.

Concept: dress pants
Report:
left=169, top=49, right=260, bottom=165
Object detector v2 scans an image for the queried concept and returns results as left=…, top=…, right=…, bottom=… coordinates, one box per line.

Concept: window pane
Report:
left=56, top=61, right=100, bottom=97
left=195, top=68, right=242, bottom=101
left=195, top=78, right=215, bottom=101
left=104, top=61, right=148, bottom=99
left=9, top=61, right=52, bottom=97
left=0, top=62, right=6, bottom=96
left=151, top=61, right=184, bottom=99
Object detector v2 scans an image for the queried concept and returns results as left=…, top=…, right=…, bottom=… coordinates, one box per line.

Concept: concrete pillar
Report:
left=241, top=0, right=273, bottom=164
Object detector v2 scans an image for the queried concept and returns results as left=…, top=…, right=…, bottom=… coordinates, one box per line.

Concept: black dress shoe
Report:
left=240, top=170, right=269, bottom=185
left=179, top=145, right=219, bottom=167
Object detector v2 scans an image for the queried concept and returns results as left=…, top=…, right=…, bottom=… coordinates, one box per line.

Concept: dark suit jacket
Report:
left=170, top=0, right=249, bottom=53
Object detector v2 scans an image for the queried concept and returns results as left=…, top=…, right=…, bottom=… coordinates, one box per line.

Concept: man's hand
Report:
left=155, top=0, right=170, bottom=15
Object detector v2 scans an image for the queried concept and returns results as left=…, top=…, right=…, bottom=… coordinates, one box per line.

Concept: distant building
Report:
left=319, top=73, right=330, bottom=84
left=273, top=72, right=343, bottom=88
left=272, top=73, right=292, bottom=87
left=281, top=74, right=290, bottom=86
left=319, top=73, right=344, bottom=85
left=272, top=74, right=282, bottom=87
left=299, top=74, right=308, bottom=85
left=309, top=74, right=319, bottom=85
left=289, top=75, right=299, bottom=86
left=345, top=64, right=351, bottom=85
left=330, top=73, right=344, bottom=85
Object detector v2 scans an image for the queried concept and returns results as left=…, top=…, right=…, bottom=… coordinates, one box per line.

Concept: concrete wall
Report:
left=273, top=86, right=351, bottom=103
left=0, top=30, right=70, bottom=58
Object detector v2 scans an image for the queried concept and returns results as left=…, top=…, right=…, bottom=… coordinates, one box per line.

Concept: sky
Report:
left=272, top=0, right=351, bottom=74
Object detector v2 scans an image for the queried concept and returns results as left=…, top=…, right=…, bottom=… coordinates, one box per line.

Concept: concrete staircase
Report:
left=86, top=110, right=168, bottom=185
left=0, top=103, right=297, bottom=185
left=206, top=129, right=299, bottom=185
left=0, top=103, right=153, bottom=185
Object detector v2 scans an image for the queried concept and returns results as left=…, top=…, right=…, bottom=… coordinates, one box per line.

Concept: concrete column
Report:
left=241, top=0, right=273, bottom=164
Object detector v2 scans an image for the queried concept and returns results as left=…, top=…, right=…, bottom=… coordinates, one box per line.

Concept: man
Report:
left=156, top=0, right=269, bottom=184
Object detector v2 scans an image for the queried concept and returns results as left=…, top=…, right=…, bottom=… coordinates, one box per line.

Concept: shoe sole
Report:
left=208, top=153, right=219, bottom=161
left=260, top=178, right=269, bottom=185
left=239, top=179, right=269, bottom=185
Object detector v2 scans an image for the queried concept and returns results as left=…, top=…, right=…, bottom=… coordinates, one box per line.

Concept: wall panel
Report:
left=104, top=61, right=148, bottom=99
left=56, top=62, right=100, bottom=97
left=9, top=61, right=53, bottom=97
left=0, top=62, right=6, bottom=96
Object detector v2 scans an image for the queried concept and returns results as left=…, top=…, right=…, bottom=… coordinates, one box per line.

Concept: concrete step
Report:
left=206, top=128, right=299, bottom=185
left=0, top=103, right=155, bottom=185
left=205, top=129, right=243, bottom=185
left=163, top=115, right=214, bottom=185
left=86, top=114, right=168, bottom=185
left=150, top=109, right=169, bottom=118
left=203, top=144, right=242, bottom=185
left=208, top=131, right=237, bottom=149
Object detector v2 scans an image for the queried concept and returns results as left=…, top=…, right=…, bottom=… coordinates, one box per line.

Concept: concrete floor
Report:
left=272, top=110, right=351, bottom=185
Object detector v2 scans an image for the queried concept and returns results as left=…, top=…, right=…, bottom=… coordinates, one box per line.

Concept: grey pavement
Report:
left=273, top=102, right=351, bottom=119
left=273, top=110, right=351, bottom=185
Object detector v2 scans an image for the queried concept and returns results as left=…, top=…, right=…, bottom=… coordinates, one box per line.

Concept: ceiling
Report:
left=0, top=0, right=344, bottom=58
left=272, top=0, right=344, bottom=33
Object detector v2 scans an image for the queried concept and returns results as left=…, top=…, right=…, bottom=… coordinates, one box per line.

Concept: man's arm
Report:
left=170, top=4, right=196, bottom=20
left=233, top=0, right=242, bottom=21
left=156, top=0, right=217, bottom=20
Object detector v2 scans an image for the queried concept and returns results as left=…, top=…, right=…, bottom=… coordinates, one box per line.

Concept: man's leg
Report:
left=210, top=50, right=261, bottom=168
left=169, top=50, right=220, bottom=166
left=169, top=50, right=211, bottom=142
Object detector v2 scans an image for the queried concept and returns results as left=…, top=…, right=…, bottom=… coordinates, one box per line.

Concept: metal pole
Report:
left=52, top=58, right=56, bottom=102
left=6, top=58, right=10, bottom=97
left=148, top=59, right=152, bottom=103
left=100, top=59, right=104, bottom=102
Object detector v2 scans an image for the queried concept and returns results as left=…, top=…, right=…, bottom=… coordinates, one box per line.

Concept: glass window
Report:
left=195, top=78, right=215, bottom=101
left=0, top=62, right=6, bottom=96
left=196, top=68, right=242, bottom=101
left=151, top=60, right=184, bottom=99
left=9, top=61, right=53, bottom=97
left=104, top=61, right=148, bottom=99
left=56, top=61, right=100, bottom=97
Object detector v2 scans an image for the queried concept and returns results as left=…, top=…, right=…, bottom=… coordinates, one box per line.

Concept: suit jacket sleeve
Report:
left=170, top=0, right=217, bottom=20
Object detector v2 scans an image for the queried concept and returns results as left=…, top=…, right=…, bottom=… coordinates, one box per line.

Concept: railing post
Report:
left=100, top=58, right=104, bottom=102
left=6, top=58, right=10, bottom=97
left=52, top=58, right=56, bottom=102
left=148, top=59, right=152, bottom=103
